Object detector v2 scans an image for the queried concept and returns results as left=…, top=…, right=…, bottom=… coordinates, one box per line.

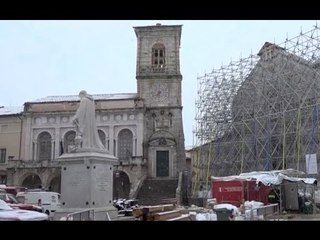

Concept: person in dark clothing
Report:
left=268, top=188, right=279, bottom=204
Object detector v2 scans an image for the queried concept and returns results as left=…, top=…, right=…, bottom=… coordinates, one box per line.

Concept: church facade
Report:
left=1, top=24, right=186, bottom=199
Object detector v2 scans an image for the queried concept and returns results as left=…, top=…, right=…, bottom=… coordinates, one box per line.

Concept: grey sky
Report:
left=0, top=20, right=317, bottom=147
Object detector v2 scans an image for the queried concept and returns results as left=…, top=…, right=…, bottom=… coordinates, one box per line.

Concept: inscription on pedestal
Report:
left=69, top=170, right=86, bottom=187
left=96, top=174, right=109, bottom=191
left=94, top=165, right=111, bottom=192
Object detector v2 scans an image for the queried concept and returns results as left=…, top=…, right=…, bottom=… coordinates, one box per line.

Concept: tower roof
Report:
left=133, top=24, right=182, bottom=37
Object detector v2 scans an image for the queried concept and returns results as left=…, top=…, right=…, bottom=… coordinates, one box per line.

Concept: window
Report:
left=0, top=175, right=6, bottom=184
left=98, top=130, right=106, bottom=148
left=64, top=131, right=76, bottom=153
left=152, top=43, right=165, bottom=67
left=117, top=129, right=133, bottom=161
left=0, top=149, right=6, bottom=163
left=37, top=132, right=52, bottom=161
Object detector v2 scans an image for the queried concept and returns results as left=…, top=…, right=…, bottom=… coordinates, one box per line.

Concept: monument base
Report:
left=53, top=206, right=118, bottom=221
left=58, top=151, right=117, bottom=209
left=56, top=150, right=118, bottom=221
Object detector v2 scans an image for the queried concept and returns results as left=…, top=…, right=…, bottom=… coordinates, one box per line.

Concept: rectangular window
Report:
left=0, top=175, right=6, bottom=184
left=152, top=47, right=165, bottom=66
left=0, top=149, right=6, bottom=163
left=39, top=141, right=51, bottom=161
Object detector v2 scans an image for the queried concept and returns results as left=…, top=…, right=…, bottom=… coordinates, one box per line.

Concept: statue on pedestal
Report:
left=72, top=90, right=105, bottom=150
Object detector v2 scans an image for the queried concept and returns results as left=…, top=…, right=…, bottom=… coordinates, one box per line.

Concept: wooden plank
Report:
left=145, top=204, right=175, bottom=213
left=161, top=198, right=177, bottom=205
left=153, top=210, right=181, bottom=221
left=166, top=214, right=191, bottom=221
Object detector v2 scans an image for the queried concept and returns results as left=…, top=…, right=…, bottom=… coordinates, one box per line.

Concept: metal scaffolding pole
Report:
left=192, top=24, right=320, bottom=192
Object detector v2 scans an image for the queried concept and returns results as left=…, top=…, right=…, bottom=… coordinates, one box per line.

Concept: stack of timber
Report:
left=133, top=204, right=190, bottom=221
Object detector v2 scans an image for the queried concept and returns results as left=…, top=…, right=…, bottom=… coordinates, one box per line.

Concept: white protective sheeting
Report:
left=211, top=169, right=317, bottom=186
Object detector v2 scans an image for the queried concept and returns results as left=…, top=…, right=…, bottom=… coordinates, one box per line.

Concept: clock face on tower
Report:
left=150, top=82, right=169, bottom=103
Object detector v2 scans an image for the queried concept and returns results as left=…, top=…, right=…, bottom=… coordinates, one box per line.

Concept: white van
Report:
left=16, top=191, right=61, bottom=218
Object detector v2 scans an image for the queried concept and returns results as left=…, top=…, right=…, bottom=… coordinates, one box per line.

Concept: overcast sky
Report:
left=0, top=20, right=317, bottom=147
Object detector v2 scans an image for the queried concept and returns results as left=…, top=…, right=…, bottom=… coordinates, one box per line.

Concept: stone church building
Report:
left=0, top=24, right=186, bottom=202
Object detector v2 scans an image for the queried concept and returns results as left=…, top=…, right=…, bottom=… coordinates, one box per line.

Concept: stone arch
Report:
left=34, top=129, right=54, bottom=140
left=148, top=130, right=176, bottom=146
left=113, top=170, right=130, bottom=200
left=114, top=126, right=136, bottom=139
left=48, top=175, right=61, bottom=193
left=21, top=174, right=42, bottom=190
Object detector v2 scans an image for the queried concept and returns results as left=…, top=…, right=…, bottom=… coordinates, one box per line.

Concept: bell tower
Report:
left=134, top=23, right=182, bottom=107
left=134, top=24, right=186, bottom=178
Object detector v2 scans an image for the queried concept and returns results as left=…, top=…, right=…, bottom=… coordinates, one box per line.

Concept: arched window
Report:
left=64, top=131, right=76, bottom=153
left=98, top=130, right=106, bottom=148
left=152, top=43, right=165, bottom=66
left=117, top=129, right=133, bottom=161
left=38, top=132, right=52, bottom=161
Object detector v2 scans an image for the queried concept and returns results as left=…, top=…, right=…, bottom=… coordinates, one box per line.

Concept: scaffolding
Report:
left=192, top=24, right=320, bottom=195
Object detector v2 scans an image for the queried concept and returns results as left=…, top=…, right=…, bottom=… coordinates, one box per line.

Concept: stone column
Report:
left=33, top=141, right=37, bottom=161
left=133, top=137, right=137, bottom=156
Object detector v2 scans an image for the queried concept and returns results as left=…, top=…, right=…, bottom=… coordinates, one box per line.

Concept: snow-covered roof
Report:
left=0, top=106, right=23, bottom=116
left=185, top=146, right=194, bottom=151
left=211, top=169, right=317, bottom=186
left=30, top=93, right=138, bottom=103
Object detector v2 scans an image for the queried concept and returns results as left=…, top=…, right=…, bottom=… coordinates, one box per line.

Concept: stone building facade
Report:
left=1, top=24, right=186, bottom=199
left=0, top=106, right=24, bottom=185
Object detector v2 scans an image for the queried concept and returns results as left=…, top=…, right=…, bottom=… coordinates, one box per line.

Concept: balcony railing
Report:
left=138, top=64, right=180, bottom=75
left=8, top=159, right=60, bottom=169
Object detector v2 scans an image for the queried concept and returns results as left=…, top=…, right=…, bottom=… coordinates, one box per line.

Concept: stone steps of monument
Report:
left=137, top=178, right=178, bottom=206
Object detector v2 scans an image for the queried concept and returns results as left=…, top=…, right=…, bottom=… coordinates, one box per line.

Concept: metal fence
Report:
left=65, top=208, right=94, bottom=221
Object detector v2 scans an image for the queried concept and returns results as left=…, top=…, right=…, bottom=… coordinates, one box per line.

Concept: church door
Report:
left=156, top=150, right=169, bottom=177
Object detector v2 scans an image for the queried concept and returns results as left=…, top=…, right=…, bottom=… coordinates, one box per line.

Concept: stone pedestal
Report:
left=54, top=150, right=118, bottom=220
